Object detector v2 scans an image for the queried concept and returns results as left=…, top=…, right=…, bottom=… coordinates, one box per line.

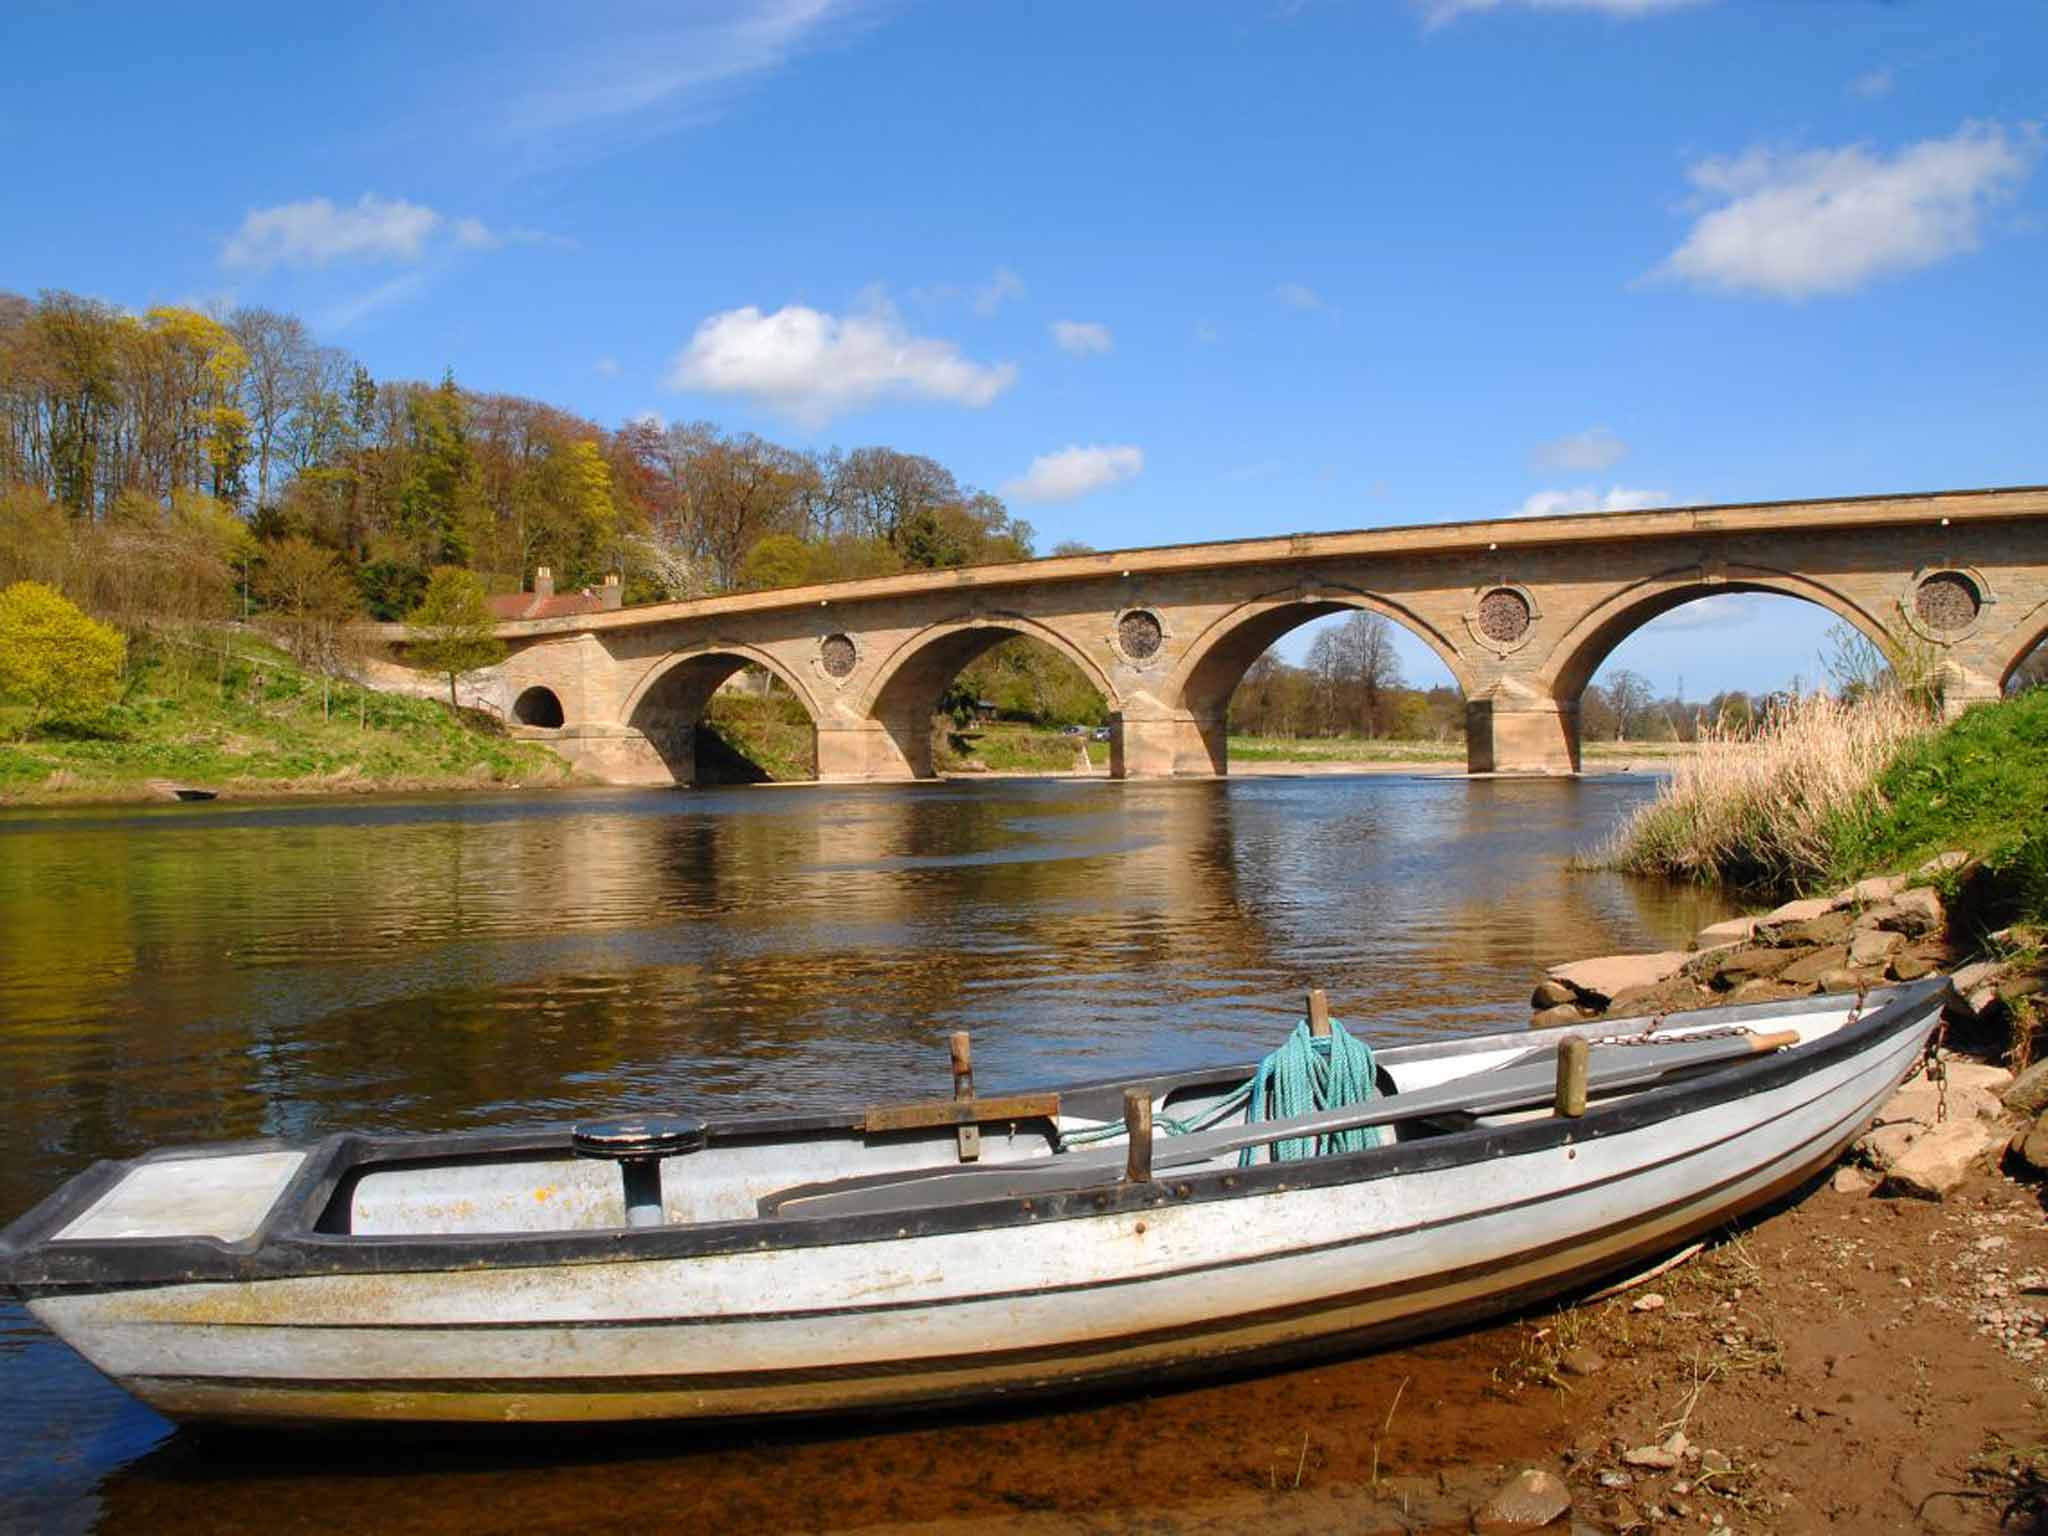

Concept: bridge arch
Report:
left=1160, top=587, right=1477, bottom=775
left=510, top=685, right=565, bottom=728
left=621, top=643, right=824, bottom=784
left=1541, top=567, right=1898, bottom=704
left=859, top=613, right=1123, bottom=779
left=2000, top=599, right=2048, bottom=694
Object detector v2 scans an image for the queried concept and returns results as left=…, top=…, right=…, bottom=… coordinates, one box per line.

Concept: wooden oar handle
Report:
left=1747, top=1029, right=1803, bottom=1053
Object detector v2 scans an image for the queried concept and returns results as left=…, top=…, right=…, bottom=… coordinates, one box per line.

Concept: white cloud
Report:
left=1420, top=0, right=1709, bottom=23
left=1514, top=485, right=1670, bottom=518
left=1001, top=444, right=1144, bottom=505
left=1052, top=319, right=1113, bottom=355
left=1651, top=122, right=2038, bottom=300
left=1274, top=281, right=1324, bottom=311
left=314, top=271, right=431, bottom=332
left=1533, top=426, right=1627, bottom=472
left=1850, top=67, right=1895, bottom=100
left=911, top=267, right=1026, bottom=316
left=1649, top=593, right=1765, bottom=631
left=667, top=300, right=1016, bottom=424
left=223, top=195, right=447, bottom=270
left=974, top=267, right=1025, bottom=316
left=503, top=0, right=866, bottom=140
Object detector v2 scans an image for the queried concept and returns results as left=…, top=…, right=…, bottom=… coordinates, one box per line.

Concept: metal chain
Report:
left=1930, top=1016, right=1951, bottom=1124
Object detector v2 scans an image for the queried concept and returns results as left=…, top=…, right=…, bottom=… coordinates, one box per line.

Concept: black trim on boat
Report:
left=0, top=980, right=1950, bottom=1299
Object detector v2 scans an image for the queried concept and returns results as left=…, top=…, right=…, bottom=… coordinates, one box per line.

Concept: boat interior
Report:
left=36, top=988, right=1920, bottom=1254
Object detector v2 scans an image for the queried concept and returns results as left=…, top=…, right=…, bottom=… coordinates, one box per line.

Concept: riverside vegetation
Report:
left=1443, top=684, right=2048, bottom=1533
left=0, top=608, right=566, bottom=804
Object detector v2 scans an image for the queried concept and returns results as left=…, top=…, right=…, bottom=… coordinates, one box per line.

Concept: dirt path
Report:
left=1491, top=1156, right=2048, bottom=1533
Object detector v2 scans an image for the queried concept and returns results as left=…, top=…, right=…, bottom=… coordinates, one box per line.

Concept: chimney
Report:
left=603, top=571, right=623, bottom=611
left=534, top=565, right=555, bottom=600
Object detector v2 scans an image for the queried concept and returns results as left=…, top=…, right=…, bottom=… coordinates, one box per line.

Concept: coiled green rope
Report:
left=1239, top=1016, right=1383, bottom=1164
left=1058, top=1013, right=1383, bottom=1164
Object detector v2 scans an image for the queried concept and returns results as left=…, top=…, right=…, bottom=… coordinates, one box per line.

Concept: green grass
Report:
left=941, top=722, right=1105, bottom=773
left=0, top=633, right=571, bottom=803
left=1224, top=734, right=1460, bottom=764
left=1826, top=686, right=2048, bottom=928
left=700, top=690, right=818, bottom=781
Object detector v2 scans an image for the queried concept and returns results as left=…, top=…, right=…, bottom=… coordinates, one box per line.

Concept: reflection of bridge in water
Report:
left=407, top=485, right=2048, bottom=784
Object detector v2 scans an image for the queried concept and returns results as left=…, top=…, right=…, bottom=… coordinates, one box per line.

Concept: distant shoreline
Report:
left=2, top=742, right=1703, bottom=811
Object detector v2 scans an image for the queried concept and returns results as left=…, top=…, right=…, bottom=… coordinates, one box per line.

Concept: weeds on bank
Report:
left=1595, top=691, right=1933, bottom=892
left=1921, top=1437, right=2048, bottom=1526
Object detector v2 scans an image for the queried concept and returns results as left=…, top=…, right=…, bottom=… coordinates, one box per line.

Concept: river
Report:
left=0, top=774, right=1734, bottom=1534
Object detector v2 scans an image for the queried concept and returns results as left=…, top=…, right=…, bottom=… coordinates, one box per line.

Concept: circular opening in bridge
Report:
left=1475, top=587, right=1531, bottom=645
left=1914, top=571, right=1981, bottom=633
left=819, top=633, right=858, bottom=679
left=1116, top=610, right=1164, bottom=662
left=511, top=686, right=565, bottom=728
left=1230, top=609, right=1463, bottom=745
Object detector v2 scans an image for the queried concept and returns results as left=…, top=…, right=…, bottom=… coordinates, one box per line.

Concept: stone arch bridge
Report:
left=397, top=486, right=2048, bottom=784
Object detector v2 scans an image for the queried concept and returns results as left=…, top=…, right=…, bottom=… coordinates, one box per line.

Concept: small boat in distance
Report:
left=145, top=780, right=218, bottom=802
left=0, top=979, right=1950, bottom=1429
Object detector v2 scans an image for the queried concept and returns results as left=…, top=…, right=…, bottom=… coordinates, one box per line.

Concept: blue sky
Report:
left=2, top=0, right=2042, bottom=698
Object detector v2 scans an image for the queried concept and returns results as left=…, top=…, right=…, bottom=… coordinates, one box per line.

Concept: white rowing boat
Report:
left=0, top=978, right=1949, bottom=1427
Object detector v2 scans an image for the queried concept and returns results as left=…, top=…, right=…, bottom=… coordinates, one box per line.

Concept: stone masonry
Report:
left=379, top=486, right=2048, bottom=785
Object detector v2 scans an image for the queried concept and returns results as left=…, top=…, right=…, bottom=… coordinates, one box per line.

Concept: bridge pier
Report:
left=1465, top=693, right=1580, bottom=775
left=1116, top=712, right=1219, bottom=778
left=816, top=722, right=917, bottom=784
left=545, top=724, right=683, bottom=785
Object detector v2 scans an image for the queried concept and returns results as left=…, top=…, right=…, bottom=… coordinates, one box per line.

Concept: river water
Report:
left=0, top=774, right=1734, bottom=1534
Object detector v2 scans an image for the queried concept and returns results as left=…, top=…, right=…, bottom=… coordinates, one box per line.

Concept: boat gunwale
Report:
left=0, top=979, right=1952, bottom=1298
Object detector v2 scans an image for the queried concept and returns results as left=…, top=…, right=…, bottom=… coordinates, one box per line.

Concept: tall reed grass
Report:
left=1598, top=691, right=1934, bottom=893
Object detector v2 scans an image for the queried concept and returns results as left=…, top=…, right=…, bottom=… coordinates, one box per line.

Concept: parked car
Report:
left=1090, top=726, right=1111, bottom=741
left=1060, top=724, right=1087, bottom=736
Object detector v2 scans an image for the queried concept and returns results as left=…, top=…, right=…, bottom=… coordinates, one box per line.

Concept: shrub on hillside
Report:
left=0, top=581, right=127, bottom=737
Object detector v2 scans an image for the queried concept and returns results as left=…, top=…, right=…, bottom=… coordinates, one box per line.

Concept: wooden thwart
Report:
left=862, top=1092, right=1063, bottom=1134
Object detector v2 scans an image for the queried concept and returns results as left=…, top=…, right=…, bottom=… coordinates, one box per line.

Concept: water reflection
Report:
left=0, top=774, right=1731, bottom=1533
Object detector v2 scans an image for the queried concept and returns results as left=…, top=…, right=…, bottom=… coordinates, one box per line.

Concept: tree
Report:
left=1305, top=610, right=1404, bottom=736
left=0, top=580, right=125, bottom=734
left=255, top=536, right=361, bottom=717
left=408, top=566, right=504, bottom=710
left=1601, top=668, right=1654, bottom=741
left=737, top=533, right=813, bottom=590
left=229, top=306, right=314, bottom=512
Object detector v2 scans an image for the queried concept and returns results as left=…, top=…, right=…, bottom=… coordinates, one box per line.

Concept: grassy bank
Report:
left=700, top=690, right=819, bottom=781
left=1226, top=733, right=1459, bottom=764
left=938, top=722, right=1106, bottom=773
left=1603, top=687, right=2047, bottom=929
left=0, top=633, right=571, bottom=805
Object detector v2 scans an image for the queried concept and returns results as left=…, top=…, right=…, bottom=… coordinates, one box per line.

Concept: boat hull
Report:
left=24, top=992, right=1938, bottom=1426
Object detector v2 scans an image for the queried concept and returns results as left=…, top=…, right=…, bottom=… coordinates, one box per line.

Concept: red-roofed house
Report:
left=487, top=567, right=623, bottom=623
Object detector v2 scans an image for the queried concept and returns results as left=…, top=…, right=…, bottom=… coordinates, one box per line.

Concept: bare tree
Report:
left=1602, top=668, right=1653, bottom=742
left=1306, top=610, right=1404, bottom=736
left=230, top=307, right=314, bottom=512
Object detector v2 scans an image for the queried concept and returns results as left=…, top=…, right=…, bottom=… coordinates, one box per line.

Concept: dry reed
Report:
left=1598, top=691, right=1934, bottom=892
